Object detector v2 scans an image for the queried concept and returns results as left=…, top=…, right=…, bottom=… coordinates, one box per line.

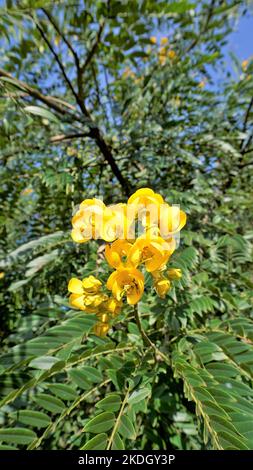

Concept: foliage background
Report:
left=0, top=0, right=253, bottom=450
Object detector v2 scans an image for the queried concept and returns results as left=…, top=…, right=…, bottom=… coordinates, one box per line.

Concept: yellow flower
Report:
left=67, top=147, right=77, bottom=156
left=122, top=67, right=136, bottom=79
left=68, top=275, right=106, bottom=312
left=159, top=204, right=186, bottom=238
left=93, top=322, right=110, bottom=337
left=105, top=239, right=133, bottom=269
left=21, top=188, right=33, bottom=196
left=198, top=80, right=206, bottom=88
left=0, top=272, right=5, bottom=280
left=160, top=37, right=168, bottom=46
left=128, top=188, right=164, bottom=214
left=71, top=198, right=106, bottom=243
left=104, top=297, right=122, bottom=317
left=128, top=236, right=175, bottom=272
left=159, top=55, right=166, bottom=66
left=154, top=278, right=171, bottom=298
left=167, top=268, right=182, bottom=280
left=107, top=268, right=144, bottom=305
left=167, top=50, right=176, bottom=60
left=54, top=35, right=60, bottom=47
left=68, top=275, right=102, bottom=294
left=97, top=312, right=110, bottom=323
left=104, top=203, right=134, bottom=241
left=150, top=36, right=157, bottom=44
left=242, top=59, right=248, bottom=71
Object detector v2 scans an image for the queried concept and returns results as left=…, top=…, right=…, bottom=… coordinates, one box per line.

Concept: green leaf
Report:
left=81, top=433, right=108, bottom=450
left=34, top=393, right=65, bottom=414
left=95, top=393, right=122, bottom=412
left=83, top=412, right=115, bottom=434
left=46, top=383, right=77, bottom=401
left=68, top=369, right=91, bottom=390
left=128, top=387, right=151, bottom=405
left=10, top=410, right=51, bottom=428
left=81, top=366, right=103, bottom=383
left=0, top=428, right=37, bottom=444
left=24, top=106, right=59, bottom=123
left=112, top=432, right=124, bottom=450
left=118, top=414, right=136, bottom=440
left=29, top=356, right=60, bottom=370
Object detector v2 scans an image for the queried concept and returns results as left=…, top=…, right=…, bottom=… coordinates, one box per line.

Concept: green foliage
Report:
left=0, top=0, right=253, bottom=451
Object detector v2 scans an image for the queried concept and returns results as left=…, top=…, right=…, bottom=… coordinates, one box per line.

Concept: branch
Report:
left=81, top=21, right=105, bottom=73
left=133, top=305, right=170, bottom=366
left=34, top=19, right=89, bottom=116
left=240, top=96, right=253, bottom=152
left=89, top=127, right=131, bottom=196
left=0, top=68, right=80, bottom=120
left=50, top=132, right=91, bottom=143
left=0, top=132, right=91, bottom=161
left=41, top=8, right=80, bottom=71
left=0, top=68, right=131, bottom=194
left=186, top=0, right=216, bottom=54
left=40, top=8, right=85, bottom=104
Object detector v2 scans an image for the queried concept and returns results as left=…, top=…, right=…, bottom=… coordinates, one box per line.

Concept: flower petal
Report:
left=68, top=278, right=84, bottom=294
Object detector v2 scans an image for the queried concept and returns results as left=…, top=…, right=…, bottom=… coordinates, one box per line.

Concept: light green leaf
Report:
left=24, top=106, right=59, bottom=123
left=0, top=428, right=37, bottom=444
left=83, top=412, right=115, bottom=434
left=81, top=433, right=108, bottom=450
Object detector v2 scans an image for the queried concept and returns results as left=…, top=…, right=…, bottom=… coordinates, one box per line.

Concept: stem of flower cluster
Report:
left=133, top=305, right=170, bottom=366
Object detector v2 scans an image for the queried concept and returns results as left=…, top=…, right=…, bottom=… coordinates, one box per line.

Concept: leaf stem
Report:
left=133, top=305, right=170, bottom=366
left=106, top=389, right=129, bottom=450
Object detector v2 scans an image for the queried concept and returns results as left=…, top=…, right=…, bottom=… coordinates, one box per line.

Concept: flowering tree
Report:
left=0, top=0, right=253, bottom=450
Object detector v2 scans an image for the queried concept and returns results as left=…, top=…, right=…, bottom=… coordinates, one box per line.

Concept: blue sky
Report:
left=226, top=12, right=253, bottom=61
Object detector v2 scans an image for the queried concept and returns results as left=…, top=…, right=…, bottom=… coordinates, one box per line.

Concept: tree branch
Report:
left=41, top=8, right=80, bottom=71
left=133, top=305, right=170, bottom=365
left=34, top=18, right=90, bottom=117
left=40, top=8, right=85, bottom=104
left=0, top=68, right=80, bottom=120
left=186, top=0, right=216, bottom=54
left=81, top=21, right=105, bottom=73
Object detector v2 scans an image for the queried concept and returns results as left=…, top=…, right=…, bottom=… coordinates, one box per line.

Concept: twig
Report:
left=106, top=388, right=129, bottom=450
left=133, top=305, right=170, bottom=366
left=81, top=21, right=105, bottom=73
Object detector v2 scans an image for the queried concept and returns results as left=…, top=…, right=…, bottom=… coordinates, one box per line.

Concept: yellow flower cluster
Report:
left=68, top=188, right=186, bottom=336
left=149, top=36, right=177, bottom=65
left=68, top=275, right=122, bottom=337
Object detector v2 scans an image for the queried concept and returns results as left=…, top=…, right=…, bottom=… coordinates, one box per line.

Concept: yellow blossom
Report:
left=160, top=37, right=168, bottom=46
left=107, top=267, right=144, bottom=305
left=150, top=36, right=157, bottom=44
left=0, top=272, right=5, bottom=280
left=103, top=203, right=133, bottom=241
left=68, top=275, right=106, bottom=312
left=21, top=188, right=33, bottom=196
left=104, top=297, right=122, bottom=317
left=242, top=59, right=249, bottom=71
left=54, top=35, right=61, bottom=47
left=97, top=312, right=110, bottom=323
left=167, top=268, right=182, bottom=280
left=159, top=55, right=166, bottom=66
left=67, top=147, right=77, bottom=156
left=128, top=188, right=164, bottom=213
left=154, top=278, right=171, bottom=298
left=167, top=50, right=176, bottom=60
left=122, top=67, right=136, bottom=79
left=128, top=236, right=175, bottom=272
left=71, top=198, right=106, bottom=243
left=105, top=239, right=133, bottom=269
left=198, top=80, right=206, bottom=88
left=159, top=204, right=186, bottom=238
left=93, top=322, right=110, bottom=337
